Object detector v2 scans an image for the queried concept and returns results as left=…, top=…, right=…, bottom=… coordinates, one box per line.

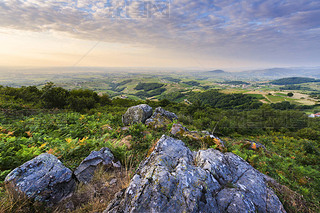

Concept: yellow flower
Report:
left=251, top=143, right=257, bottom=150
left=7, top=131, right=14, bottom=136
left=39, top=143, right=47, bottom=149
left=79, top=137, right=88, bottom=143
left=79, top=137, right=88, bottom=145
left=65, top=138, right=72, bottom=143
left=25, top=131, right=32, bottom=137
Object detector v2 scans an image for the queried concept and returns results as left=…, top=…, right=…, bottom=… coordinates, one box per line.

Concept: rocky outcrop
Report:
left=5, top=153, right=75, bottom=205
left=122, top=105, right=178, bottom=129
left=145, top=107, right=178, bottom=129
left=105, top=135, right=285, bottom=213
left=150, top=107, right=178, bottom=121
left=74, top=147, right=121, bottom=183
left=122, top=104, right=153, bottom=126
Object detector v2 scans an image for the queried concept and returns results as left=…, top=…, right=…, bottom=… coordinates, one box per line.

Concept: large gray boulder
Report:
left=122, top=104, right=153, bottom=126
left=5, top=153, right=75, bottom=205
left=74, top=147, right=121, bottom=183
left=105, top=135, right=286, bottom=213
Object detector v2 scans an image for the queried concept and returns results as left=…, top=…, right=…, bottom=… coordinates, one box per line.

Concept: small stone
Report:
left=109, top=178, right=117, bottom=185
left=170, top=123, right=188, bottom=136
left=120, top=126, right=129, bottom=131
left=102, top=124, right=113, bottom=131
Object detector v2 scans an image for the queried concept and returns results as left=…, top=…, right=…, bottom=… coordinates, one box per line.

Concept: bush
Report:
left=287, top=92, right=294, bottom=97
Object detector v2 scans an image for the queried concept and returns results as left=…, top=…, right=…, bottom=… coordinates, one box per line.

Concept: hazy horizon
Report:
left=0, top=65, right=320, bottom=74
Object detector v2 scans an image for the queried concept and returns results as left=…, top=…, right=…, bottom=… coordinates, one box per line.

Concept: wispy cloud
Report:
left=0, top=0, right=319, bottom=67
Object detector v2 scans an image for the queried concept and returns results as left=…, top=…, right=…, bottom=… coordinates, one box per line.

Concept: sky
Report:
left=0, top=0, right=319, bottom=70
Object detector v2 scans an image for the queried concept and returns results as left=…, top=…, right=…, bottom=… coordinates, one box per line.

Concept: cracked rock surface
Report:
left=74, top=147, right=121, bottom=183
left=105, top=135, right=286, bottom=213
left=145, top=107, right=178, bottom=129
left=146, top=107, right=178, bottom=122
left=122, top=104, right=153, bottom=126
left=5, top=153, right=75, bottom=205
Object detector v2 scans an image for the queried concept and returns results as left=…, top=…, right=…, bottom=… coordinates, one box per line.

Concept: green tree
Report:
left=67, top=89, right=99, bottom=112
left=287, top=92, right=294, bottom=97
left=41, top=82, right=69, bottom=109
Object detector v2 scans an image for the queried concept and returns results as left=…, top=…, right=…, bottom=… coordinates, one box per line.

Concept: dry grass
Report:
left=53, top=166, right=132, bottom=213
left=0, top=185, right=46, bottom=213
left=267, top=178, right=316, bottom=213
left=0, top=166, right=132, bottom=213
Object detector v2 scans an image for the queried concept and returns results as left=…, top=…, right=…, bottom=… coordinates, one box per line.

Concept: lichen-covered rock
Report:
left=105, top=135, right=286, bottom=213
left=152, top=107, right=178, bottom=121
left=74, top=147, right=121, bottom=183
left=170, top=123, right=188, bottom=135
left=5, top=153, right=75, bottom=205
left=145, top=107, right=178, bottom=129
left=122, top=104, right=153, bottom=126
left=171, top=123, right=225, bottom=150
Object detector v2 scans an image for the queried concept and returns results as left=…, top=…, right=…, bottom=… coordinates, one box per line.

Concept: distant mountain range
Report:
left=208, top=70, right=226, bottom=74
left=206, top=67, right=320, bottom=80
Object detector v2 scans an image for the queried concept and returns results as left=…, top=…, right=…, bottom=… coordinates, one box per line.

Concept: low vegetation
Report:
left=223, top=81, right=249, bottom=85
left=0, top=83, right=320, bottom=212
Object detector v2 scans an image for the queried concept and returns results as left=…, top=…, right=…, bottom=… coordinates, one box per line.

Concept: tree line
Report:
left=0, top=82, right=111, bottom=112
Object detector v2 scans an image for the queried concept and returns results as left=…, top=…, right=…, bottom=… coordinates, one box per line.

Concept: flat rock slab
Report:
left=5, top=153, right=75, bottom=205
left=74, top=147, right=120, bottom=183
left=105, top=135, right=286, bottom=213
left=122, top=104, right=153, bottom=126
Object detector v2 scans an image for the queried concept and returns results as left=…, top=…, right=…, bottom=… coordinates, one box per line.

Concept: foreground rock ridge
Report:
left=5, top=153, right=75, bottom=205
left=105, top=135, right=286, bottom=213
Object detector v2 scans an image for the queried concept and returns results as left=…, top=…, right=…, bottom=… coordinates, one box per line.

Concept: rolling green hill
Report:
left=271, top=77, right=320, bottom=85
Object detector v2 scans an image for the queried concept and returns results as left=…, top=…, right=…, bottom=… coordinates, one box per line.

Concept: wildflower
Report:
left=25, top=131, right=32, bottom=137
left=39, top=143, right=47, bottom=149
left=79, top=137, right=88, bottom=145
left=7, top=131, right=14, bottom=136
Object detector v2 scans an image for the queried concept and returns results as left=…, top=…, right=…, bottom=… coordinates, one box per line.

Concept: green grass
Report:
left=275, top=93, right=288, bottom=96
left=266, top=95, right=287, bottom=102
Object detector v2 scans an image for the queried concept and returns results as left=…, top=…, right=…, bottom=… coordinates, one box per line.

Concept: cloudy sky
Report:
left=0, top=0, right=319, bottom=69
